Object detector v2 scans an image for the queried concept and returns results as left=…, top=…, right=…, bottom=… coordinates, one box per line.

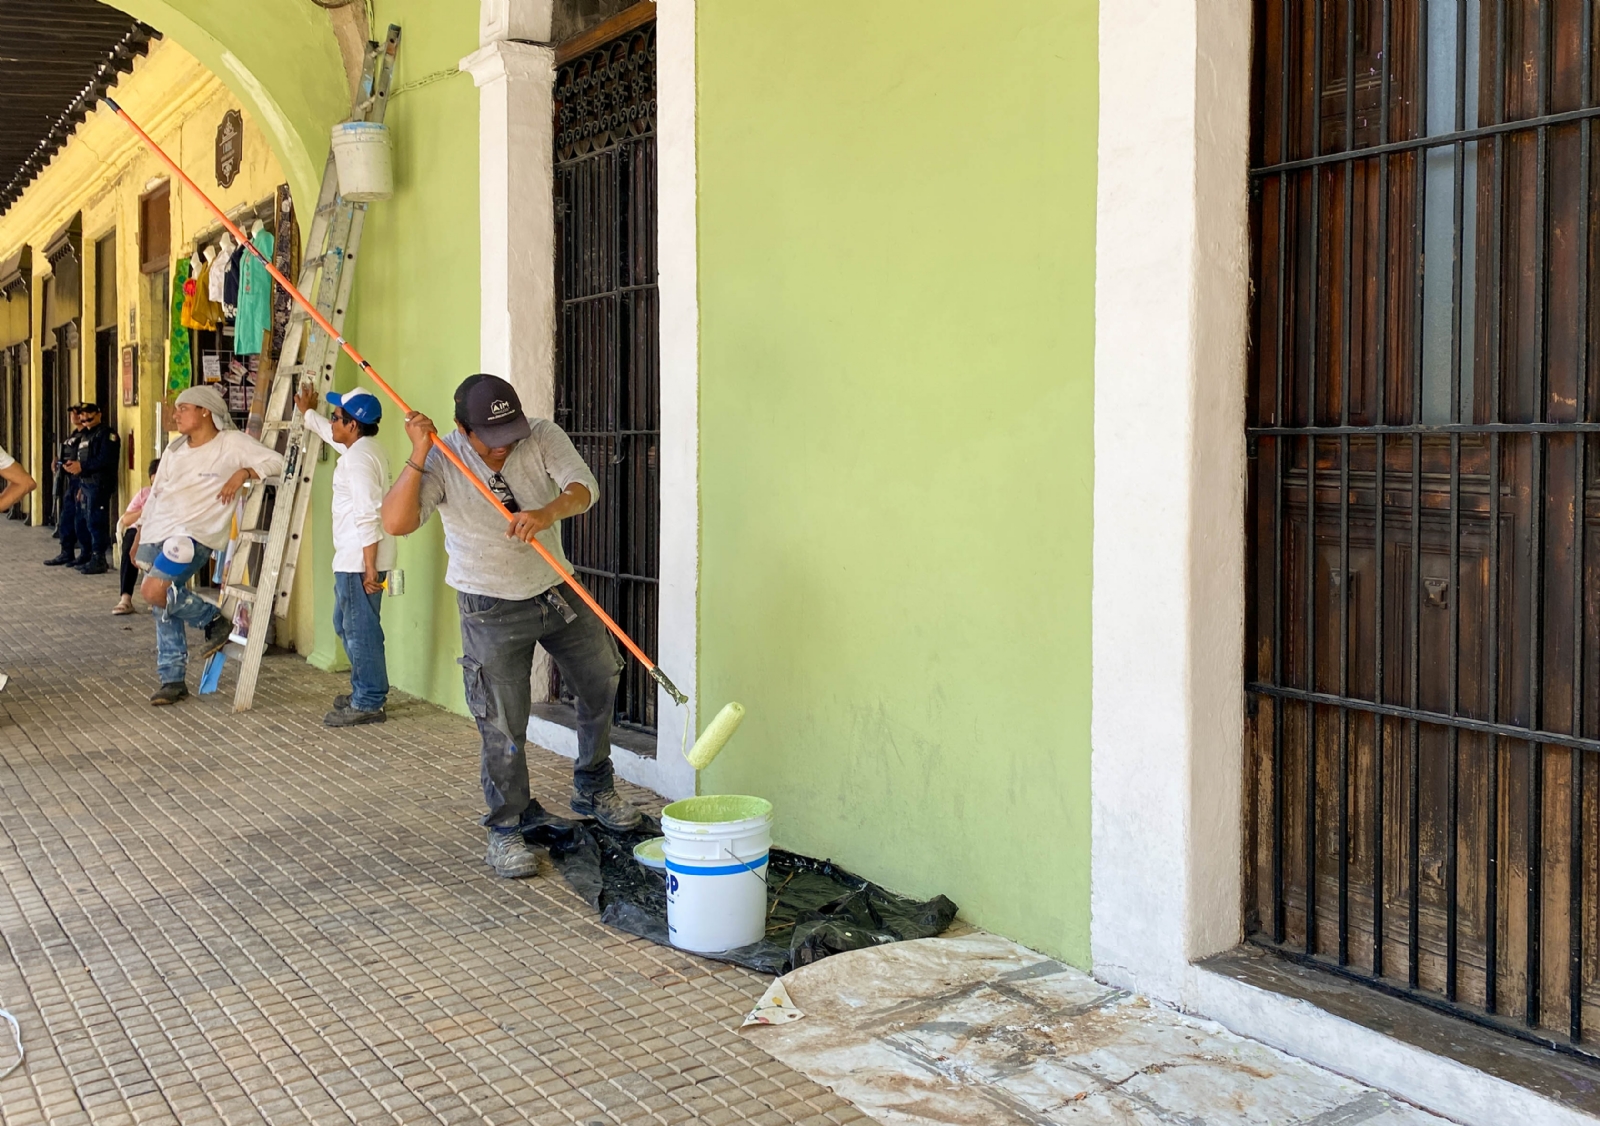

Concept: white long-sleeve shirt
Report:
left=303, top=410, right=396, bottom=574
left=139, top=429, right=285, bottom=550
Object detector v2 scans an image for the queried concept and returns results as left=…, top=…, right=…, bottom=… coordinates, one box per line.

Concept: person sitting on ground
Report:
left=381, top=374, right=642, bottom=880
left=44, top=405, right=87, bottom=566
left=0, top=442, right=37, bottom=515
left=67, top=402, right=119, bottom=575
left=113, top=458, right=160, bottom=616
left=135, top=386, right=284, bottom=705
left=296, top=383, right=395, bottom=727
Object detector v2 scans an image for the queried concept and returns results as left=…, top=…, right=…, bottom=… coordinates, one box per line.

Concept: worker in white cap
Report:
left=135, top=385, right=285, bottom=705
left=296, top=383, right=395, bottom=726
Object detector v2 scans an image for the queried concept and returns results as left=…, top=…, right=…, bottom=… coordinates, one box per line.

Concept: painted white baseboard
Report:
left=1185, top=966, right=1597, bottom=1126
left=525, top=714, right=689, bottom=801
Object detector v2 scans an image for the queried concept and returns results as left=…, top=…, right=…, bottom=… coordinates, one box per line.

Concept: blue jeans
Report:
left=333, top=571, right=388, bottom=711
left=134, top=539, right=219, bottom=684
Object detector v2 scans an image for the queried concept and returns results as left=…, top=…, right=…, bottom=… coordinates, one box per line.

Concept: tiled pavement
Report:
left=0, top=521, right=869, bottom=1126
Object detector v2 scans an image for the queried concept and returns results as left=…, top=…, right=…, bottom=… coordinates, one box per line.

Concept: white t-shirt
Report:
left=138, top=429, right=285, bottom=550
left=303, top=411, right=396, bottom=573
left=0, top=444, right=12, bottom=471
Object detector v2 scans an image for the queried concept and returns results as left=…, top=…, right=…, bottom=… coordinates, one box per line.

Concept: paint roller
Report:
left=684, top=701, right=745, bottom=771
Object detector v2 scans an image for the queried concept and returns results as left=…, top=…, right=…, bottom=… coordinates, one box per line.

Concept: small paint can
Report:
left=385, top=568, right=405, bottom=597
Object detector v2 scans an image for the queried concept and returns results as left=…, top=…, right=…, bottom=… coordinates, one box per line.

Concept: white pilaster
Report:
left=652, top=0, right=699, bottom=800
left=1090, top=0, right=1252, bottom=1003
left=459, top=38, right=556, bottom=417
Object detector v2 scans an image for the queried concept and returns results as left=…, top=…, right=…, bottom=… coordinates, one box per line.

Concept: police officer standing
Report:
left=68, top=403, right=119, bottom=574
left=44, top=405, right=87, bottom=567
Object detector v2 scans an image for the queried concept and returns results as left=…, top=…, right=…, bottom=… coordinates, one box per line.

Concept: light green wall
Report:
left=107, top=0, right=479, bottom=712
left=696, top=1, right=1098, bottom=964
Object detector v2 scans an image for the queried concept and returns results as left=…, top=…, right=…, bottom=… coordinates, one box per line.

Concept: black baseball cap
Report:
left=454, top=374, right=531, bottom=447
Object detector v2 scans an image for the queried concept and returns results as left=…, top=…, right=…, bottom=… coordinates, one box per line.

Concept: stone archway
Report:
left=102, top=0, right=348, bottom=215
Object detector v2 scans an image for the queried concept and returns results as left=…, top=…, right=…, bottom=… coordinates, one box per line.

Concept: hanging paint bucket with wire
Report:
left=330, top=121, right=393, bottom=200
left=661, top=796, right=772, bottom=953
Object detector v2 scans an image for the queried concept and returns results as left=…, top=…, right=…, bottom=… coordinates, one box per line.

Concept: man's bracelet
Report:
left=405, top=459, right=426, bottom=473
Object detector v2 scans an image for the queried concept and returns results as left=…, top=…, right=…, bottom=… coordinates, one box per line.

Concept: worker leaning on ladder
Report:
left=297, top=384, right=395, bottom=727
left=381, top=374, right=643, bottom=881
left=136, top=386, right=284, bottom=706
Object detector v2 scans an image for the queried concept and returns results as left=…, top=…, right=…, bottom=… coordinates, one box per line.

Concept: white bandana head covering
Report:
left=174, top=385, right=236, bottom=431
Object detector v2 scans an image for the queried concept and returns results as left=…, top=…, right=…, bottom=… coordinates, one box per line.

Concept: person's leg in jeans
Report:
left=326, top=572, right=389, bottom=721
left=536, top=584, right=625, bottom=799
left=75, top=481, right=110, bottom=571
left=46, top=483, right=80, bottom=563
left=135, top=540, right=215, bottom=687
left=457, top=592, right=545, bottom=830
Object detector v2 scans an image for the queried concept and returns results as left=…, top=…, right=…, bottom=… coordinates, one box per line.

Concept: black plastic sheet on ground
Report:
left=523, top=810, right=959, bottom=975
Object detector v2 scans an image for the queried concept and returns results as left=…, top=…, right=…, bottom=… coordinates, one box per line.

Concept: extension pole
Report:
left=105, top=96, right=688, bottom=707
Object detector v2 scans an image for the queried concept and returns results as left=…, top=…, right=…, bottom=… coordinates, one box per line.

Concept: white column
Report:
left=1090, top=0, right=1252, bottom=1004
left=652, top=0, right=700, bottom=800
left=460, top=34, right=556, bottom=418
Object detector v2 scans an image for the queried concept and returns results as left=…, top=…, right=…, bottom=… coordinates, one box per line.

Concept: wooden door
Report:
left=1245, top=0, right=1600, bottom=1055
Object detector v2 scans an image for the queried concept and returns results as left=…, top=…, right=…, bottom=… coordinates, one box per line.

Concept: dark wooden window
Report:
left=1246, top=0, right=1600, bottom=1058
left=551, top=14, right=660, bottom=732
left=139, top=183, right=168, bottom=273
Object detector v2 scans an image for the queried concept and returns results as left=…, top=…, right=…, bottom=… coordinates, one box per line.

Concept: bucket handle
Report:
left=723, top=843, right=768, bottom=888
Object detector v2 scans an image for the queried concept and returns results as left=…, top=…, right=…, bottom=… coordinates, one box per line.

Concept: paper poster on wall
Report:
left=120, top=343, right=137, bottom=406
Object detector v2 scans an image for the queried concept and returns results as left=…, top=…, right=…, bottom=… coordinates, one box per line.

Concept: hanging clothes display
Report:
left=223, top=245, right=242, bottom=311
left=167, top=256, right=193, bottom=394
left=209, top=234, right=236, bottom=303
left=183, top=252, right=223, bottom=331
left=233, top=226, right=275, bottom=356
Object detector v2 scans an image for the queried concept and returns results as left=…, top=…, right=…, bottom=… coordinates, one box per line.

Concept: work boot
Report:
left=43, top=551, right=76, bottom=566
left=332, top=693, right=352, bottom=710
left=571, top=785, right=643, bottom=831
left=149, top=682, right=189, bottom=706
left=323, top=703, right=386, bottom=727
left=484, top=828, right=542, bottom=878
left=197, top=615, right=231, bottom=662
left=77, top=555, right=108, bottom=575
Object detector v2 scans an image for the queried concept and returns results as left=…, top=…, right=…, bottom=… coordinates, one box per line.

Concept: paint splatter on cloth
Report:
left=523, top=809, right=959, bottom=975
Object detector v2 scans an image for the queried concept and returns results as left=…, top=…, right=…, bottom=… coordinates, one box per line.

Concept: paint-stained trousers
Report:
left=457, top=584, right=624, bottom=830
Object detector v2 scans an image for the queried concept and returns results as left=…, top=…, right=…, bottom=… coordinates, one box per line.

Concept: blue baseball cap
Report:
left=327, top=388, right=382, bottom=424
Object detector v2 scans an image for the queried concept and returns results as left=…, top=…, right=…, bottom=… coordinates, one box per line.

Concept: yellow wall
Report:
left=0, top=37, right=289, bottom=521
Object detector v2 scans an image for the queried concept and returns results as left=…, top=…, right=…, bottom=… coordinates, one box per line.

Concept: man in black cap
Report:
left=382, top=374, right=642, bottom=880
left=44, top=405, right=87, bottom=566
left=67, top=402, right=119, bottom=574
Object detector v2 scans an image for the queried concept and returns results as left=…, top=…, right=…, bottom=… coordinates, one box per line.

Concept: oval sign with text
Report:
left=215, top=109, right=243, bottom=188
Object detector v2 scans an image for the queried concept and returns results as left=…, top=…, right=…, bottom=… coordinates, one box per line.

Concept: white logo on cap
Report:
left=490, top=398, right=513, bottom=418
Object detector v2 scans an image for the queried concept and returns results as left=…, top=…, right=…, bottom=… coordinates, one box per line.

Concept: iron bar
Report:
left=1336, top=0, right=1357, bottom=967
left=1305, top=0, right=1327, bottom=960
left=1271, top=0, right=1293, bottom=946
left=1249, top=421, right=1600, bottom=435
left=1408, top=15, right=1429, bottom=988
left=1371, top=0, right=1392, bottom=980
left=1571, top=0, right=1596, bottom=1044
left=1485, top=0, right=1507, bottom=1013
left=1251, top=103, right=1600, bottom=178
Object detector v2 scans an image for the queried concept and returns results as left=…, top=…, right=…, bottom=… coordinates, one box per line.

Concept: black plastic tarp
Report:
left=523, top=810, right=959, bottom=975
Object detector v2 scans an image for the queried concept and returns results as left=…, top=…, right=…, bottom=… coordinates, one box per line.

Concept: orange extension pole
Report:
left=105, top=95, right=688, bottom=707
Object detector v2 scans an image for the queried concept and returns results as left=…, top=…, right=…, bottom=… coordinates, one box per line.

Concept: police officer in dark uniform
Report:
left=44, top=405, right=87, bottom=567
left=70, top=403, right=118, bottom=574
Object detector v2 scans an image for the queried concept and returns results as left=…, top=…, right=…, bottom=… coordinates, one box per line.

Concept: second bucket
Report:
left=660, top=795, right=772, bottom=953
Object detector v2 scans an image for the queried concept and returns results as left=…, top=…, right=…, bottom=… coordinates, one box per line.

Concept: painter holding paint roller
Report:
left=102, top=94, right=751, bottom=873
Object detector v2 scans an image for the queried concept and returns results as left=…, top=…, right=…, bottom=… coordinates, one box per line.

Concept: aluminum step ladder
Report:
left=220, top=26, right=400, bottom=712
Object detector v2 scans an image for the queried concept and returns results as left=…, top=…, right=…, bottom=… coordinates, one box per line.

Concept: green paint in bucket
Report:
left=661, top=795, right=772, bottom=824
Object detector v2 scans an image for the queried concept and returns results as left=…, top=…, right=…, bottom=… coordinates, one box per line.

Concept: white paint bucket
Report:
left=329, top=121, right=393, bottom=201
left=660, top=795, right=772, bottom=953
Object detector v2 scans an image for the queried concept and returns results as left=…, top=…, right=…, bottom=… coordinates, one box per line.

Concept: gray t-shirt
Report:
left=416, top=423, right=600, bottom=600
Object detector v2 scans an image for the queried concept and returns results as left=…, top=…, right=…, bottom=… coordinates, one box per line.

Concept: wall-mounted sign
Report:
left=121, top=343, right=138, bottom=407
left=215, top=109, right=243, bottom=188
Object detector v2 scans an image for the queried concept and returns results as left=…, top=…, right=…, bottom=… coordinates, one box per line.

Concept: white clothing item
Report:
left=0, top=444, right=12, bottom=471
left=138, top=430, right=285, bottom=550
left=303, top=410, right=396, bottom=573
left=209, top=236, right=236, bottom=302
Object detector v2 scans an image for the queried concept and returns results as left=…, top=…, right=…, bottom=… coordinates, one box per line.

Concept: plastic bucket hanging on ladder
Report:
left=660, top=796, right=772, bottom=953
left=329, top=121, right=393, bottom=200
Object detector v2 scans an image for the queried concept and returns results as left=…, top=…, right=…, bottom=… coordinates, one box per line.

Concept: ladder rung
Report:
left=260, top=475, right=284, bottom=488
left=236, top=530, right=270, bottom=543
left=226, top=585, right=257, bottom=603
